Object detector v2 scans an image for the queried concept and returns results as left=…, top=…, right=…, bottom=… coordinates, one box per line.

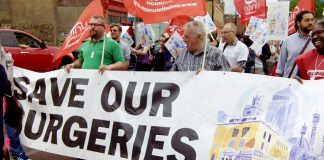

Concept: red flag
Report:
left=288, top=0, right=315, bottom=35
left=57, top=0, right=104, bottom=59
left=233, top=0, right=267, bottom=24
left=165, top=16, right=192, bottom=37
left=124, top=0, right=206, bottom=24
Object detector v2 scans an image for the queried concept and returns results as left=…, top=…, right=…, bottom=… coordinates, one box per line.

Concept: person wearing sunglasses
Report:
left=65, top=15, right=125, bottom=74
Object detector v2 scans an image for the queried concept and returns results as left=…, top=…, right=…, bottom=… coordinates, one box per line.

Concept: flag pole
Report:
left=201, top=15, right=208, bottom=70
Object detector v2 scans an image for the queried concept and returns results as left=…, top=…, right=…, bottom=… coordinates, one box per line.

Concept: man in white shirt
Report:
left=219, top=23, right=249, bottom=72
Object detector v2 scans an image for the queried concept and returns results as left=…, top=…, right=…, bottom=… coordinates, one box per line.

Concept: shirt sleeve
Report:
left=124, top=46, right=131, bottom=61
left=78, top=44, right=85, bottom=64
left=111, top=40, right=125, bottom=63
left=276, top=40, right=288, bottom=75
left=121, top=42, right=131, bottom=61
left=236, top=44, right=249, bottom=63
left=295, top=55, right=307, bottom=79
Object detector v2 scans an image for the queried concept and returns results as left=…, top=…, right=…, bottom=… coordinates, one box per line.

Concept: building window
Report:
left=263, top=131, right=266, bottom=139
left=121, top=13, right=127, bottom=22
left=268, top=134, right=272, bottom=143
left=239, top=139, right=245, bottom=147
left=242, top=127, right=250, bottom=137
left=109, top=15, right=121, bottom=24
left=232, top=128, right=239, bottom=137
left=228, top=139, right=235, bottom=147
left=261, top=143, right=264, bottom=150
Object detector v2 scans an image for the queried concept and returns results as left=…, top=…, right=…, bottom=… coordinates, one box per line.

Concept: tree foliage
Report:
left=289, top=0, right=324, bottom=19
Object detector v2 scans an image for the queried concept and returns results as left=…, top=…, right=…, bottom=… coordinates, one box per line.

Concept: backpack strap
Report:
left=222, top=43, right=228, bottom=52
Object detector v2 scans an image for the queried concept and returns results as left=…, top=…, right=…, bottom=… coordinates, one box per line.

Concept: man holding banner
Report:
left=172, top=21, right=230, bottom=71
left=65, top=16, right=125, bottom=74
left=276, top=11, right=315, bottom=78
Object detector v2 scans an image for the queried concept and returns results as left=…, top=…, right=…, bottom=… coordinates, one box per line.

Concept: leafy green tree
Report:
left=289, top=0, right=324, bottom=19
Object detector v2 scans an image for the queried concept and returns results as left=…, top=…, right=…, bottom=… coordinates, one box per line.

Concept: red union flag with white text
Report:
left=124, top=0, right=206, bottom=24
left=288, top=0, right=315, bottom=35
left=57, top=0, right=104, bottom=59
left=165, top=16, right=192, bottom=37
left=234, top=0, right=267, bottom=24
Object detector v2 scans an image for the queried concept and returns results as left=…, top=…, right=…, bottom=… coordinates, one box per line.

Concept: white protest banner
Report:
left=121, top=32, right=134, bottom=46
left=165, top=31, right=186, bottom=57
left=267, top=1, right=290, bottom=41
left=13, top=67, right=324, bottom=160
left=194, top=13, right=217, bottom=33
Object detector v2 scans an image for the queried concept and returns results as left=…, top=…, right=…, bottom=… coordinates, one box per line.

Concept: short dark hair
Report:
left=294, top=10, right=313, bottom=31
left=241, top=35, right=253, bottom=47
left=109, top=23, right=122, bottom=32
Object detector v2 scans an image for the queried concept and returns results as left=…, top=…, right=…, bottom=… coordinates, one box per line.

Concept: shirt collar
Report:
left=90, top=36, right=106, bottom=44
left=228, top=38, right=238, bottom=46
left=297, top=31, right=310, bottom=40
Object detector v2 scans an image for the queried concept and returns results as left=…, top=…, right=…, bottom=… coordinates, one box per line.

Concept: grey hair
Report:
left=224, top=23, right=237, bottom=33
left=184, top=21, right=206, bottom=37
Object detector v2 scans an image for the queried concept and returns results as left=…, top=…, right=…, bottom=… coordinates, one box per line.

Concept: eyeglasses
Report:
left=311, top=29, right=324, bottom=37
left=88, top=23, right=105, bottom=27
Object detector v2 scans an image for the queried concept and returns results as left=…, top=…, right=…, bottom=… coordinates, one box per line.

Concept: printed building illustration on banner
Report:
left=287, top=114, right=320, bottom=159
left=210, top=87, right=324, bottom=160
left=265, top=88, right=300, bottom=139
left=210, top=94, right=291, bottom=160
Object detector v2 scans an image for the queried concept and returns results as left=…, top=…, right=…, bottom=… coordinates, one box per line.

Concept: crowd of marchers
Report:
left=0, top=10, right=324, bottom=160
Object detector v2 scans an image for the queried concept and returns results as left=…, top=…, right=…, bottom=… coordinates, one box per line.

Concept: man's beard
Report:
left=300, top=25, right=312, bottom=34
left=90, top=30, right=98, bottom=39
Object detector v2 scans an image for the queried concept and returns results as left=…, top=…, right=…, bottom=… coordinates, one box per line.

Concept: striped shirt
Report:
left=173, top=45, right=230, bottom=71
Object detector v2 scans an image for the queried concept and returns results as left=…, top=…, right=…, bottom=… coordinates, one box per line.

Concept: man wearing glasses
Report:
left=296, top=20, right=324, bottom=80
left=109, top=23, right=131, bottom=70
left=66, top=15, right=125, bottom=73
left=219, top=23, right=249, bottom=73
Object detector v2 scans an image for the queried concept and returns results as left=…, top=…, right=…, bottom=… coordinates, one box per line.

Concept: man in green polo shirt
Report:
left=66, top=15, right=125, bottom=73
